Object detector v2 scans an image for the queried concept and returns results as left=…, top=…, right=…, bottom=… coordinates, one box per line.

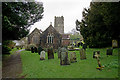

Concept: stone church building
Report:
left=28, top=16, right=70, bottom=49
left=28, top=28, right=42, bottom=47
left=40, top=24, right=62, bottom=49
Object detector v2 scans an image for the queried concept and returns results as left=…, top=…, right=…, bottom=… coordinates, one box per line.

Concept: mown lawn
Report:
left=20, top=48, right=119, bottom=78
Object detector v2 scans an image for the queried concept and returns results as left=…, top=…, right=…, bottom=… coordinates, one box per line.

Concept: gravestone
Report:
left=93, top=51, right=100, bottom=58
left=70, top=52, right=77, bottom=63
left=47, top=48, right=54, bottom=59
left=112, top=40, right=118, bottom=48
left=80, top=48, right=86, bottom=60
left=40, top=51, right=45, bottom=60
left=38, top=46, right=43, bottom=55
left=106, top=49, right=113, bottom=55
left=78, top=43, right=80, bottom=47
left=31, top=47, right=34, bottom=53
left=58, top=47, right=61, bottom=58
left=60, top=47, right=70, bottom=65
left=34, top=47, right=38, bottom=53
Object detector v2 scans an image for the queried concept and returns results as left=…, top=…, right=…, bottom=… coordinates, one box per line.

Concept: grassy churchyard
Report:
left=19, top=48, right=119, bottom=78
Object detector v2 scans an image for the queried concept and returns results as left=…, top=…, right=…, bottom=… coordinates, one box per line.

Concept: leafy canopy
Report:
left=76, top=2, right=120, bottom=48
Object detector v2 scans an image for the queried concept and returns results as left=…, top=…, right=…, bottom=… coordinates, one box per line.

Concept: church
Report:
left=28, top=16, right=70, bottom=49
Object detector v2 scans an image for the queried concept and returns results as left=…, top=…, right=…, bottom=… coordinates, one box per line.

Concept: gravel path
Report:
left=2, top=49, right=24, bottom=78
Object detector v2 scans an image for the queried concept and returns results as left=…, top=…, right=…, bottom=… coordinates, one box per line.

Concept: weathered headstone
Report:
left=60, top=47, right=70, bottom=65
left=106, top=49, right=113, bottom=55
left=58, top=47, right=61, bottom=58
left=112, top=40, right=118, bottom=48
left=70, top=52, right=77, bottom=63
left=38, top=46, right=43, bottom=55
left=93, top=51, right=100, bottom=58
left=34, top=47, right=38, bottom=53
left=40, top=51, right=45, bottom=60
left=31, top=47, right=34, bottom=53
left=80, top=48, right=86, bottom=60
left=47, top=48, right=54, bottom=59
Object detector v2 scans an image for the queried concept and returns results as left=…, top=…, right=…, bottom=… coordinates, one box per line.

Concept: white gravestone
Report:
left=40, top=51, right=45, bottom=60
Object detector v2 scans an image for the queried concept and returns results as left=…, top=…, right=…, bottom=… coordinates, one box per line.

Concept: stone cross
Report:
left=93, top=51, right=100, bottom=58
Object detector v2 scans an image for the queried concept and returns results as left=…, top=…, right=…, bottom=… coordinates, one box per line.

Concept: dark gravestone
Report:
left=93, top=51, right=100, bottom=58
left=70, top=52, right=77, bottom=63
left=80, top=48, right=86, bottom=60
left=106, top=49, right=113, bottom=55
left=31, top=47, right=34, bottom=53
left=38, top=46, right=43, bottom=55
left=54, top=49, right=57, bottom=53
left=78, top=43, right=80, bottom=47
left=34, top=47, right=38, bottom=53
left=60, top=47, right=70, bottom=65
left=82, top=44, right=87, bottom=50
left=80, top=42, right=83, bottom=46
left=58, top=47, right=61, bottom=58
left=40, top=51, right=45, bottom=60
left=47, top=48, right=54, bottom=59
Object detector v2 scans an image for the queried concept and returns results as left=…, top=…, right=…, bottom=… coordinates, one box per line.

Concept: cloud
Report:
left=31, top=0, right=91, bottom=33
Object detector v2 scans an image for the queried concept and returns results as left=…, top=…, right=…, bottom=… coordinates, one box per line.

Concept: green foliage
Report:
left=2, top=45, right=11, bottom=54
left=2, top=40, right=12, bottom=54
left=76, top=2, right=120, bottom=48
left=2, top=2, right=44, bottom=54
left=2, top=2, right=44, bottom=40
left=20, top=48, right=118, bottom=78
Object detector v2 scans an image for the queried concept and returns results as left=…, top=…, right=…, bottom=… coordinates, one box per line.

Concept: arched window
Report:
left=47, top=33, right=53, bottom=43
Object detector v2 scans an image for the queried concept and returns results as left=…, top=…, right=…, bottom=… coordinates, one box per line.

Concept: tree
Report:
left=2, top=2, right=44, bottom=54
left=76, top=2, right=120, bottom=48
left=2, top=2, right=44, bottom=40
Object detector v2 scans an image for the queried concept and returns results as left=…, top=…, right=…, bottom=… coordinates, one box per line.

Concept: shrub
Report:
left=2, top=45, right=11, bottom=54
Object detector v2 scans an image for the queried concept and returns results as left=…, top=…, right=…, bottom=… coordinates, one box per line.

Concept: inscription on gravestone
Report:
left=60, top=47, right=70, bottom=65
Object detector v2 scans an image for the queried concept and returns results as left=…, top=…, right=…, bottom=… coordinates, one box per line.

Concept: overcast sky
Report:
left=30, top=0, right=92, bottom=33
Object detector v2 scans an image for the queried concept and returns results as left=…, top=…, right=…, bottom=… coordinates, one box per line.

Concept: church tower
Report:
left=54, top=16, right=64, bottom=34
